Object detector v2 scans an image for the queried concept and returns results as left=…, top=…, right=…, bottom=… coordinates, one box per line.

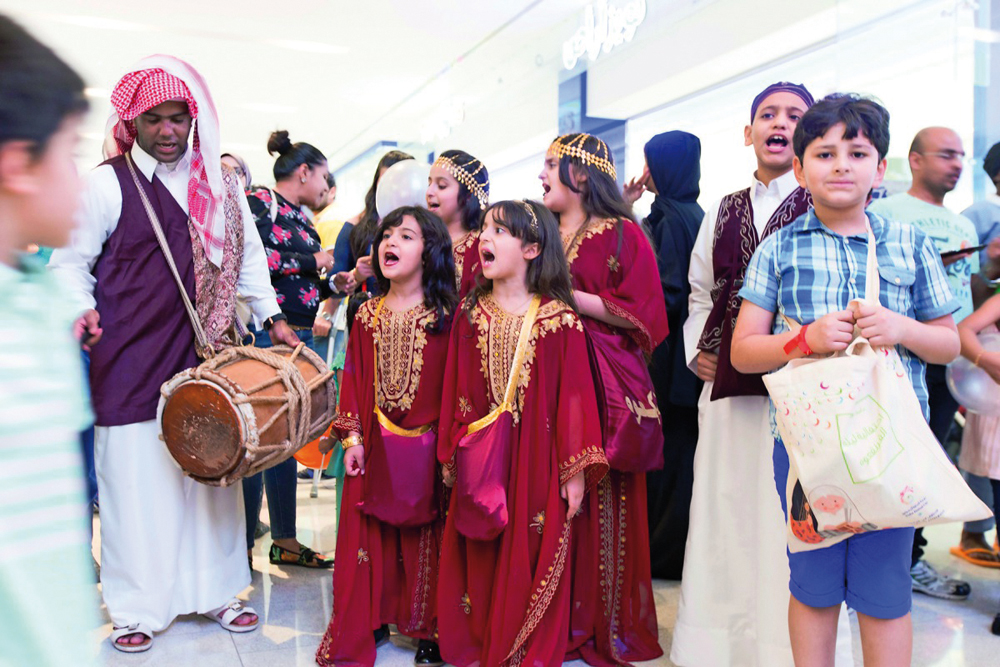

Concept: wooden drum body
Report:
left=158, top=344, right=335, bottom=486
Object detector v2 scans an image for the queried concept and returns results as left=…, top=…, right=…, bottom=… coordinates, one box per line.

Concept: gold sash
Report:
left=466, top=295, right=541, bottom=436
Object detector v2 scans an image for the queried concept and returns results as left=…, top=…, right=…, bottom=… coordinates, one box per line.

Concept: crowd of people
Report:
left=4, top=12, right=1000, bottom=667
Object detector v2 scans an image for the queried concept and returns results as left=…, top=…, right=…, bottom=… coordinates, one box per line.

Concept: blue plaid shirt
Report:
left=739, top=210, right=958, bottom=422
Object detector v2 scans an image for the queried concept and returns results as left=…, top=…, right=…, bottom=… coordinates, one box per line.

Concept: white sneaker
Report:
left=910, top=560, right=970, bottom=600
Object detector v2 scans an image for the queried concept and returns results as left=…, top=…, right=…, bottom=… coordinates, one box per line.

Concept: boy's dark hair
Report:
left=350, top=149, right=414, bottom=263
left=0, top=15, right=88, bottom=157
left=437, top=149, right=488, bottom=233
left=371, top=205, right=457, bottom=333
left=465, top=200, right=576, bottom=320
left=793, top=93, right=890, bottom=162
left=267, top=130, right=326, bottom=181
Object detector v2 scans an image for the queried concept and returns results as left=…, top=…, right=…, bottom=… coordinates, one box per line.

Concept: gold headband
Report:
left=549, top=133, right=617, bottom=180
left=520, top=200, right=539, bottom=234
left=432, top=156, right=489, bottom=210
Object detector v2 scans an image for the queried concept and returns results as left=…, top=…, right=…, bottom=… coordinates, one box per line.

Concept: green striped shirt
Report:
left=0, top=255, right=98, bottom=666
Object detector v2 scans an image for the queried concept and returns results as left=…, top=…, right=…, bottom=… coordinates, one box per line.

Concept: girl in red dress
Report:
left=315, top=206, right=457, bottom=667
left=436, top=200, right=608, bottom=667
left=540, top=133, right=669, bottom=666
left=426, top=150, right=489, bottom=298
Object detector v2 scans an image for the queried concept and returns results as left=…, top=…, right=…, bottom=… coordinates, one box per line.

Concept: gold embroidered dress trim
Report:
left=366, top=297, right=437, bottom=414
left=470, top=298, right=582, bottom=429
left=503, top=519, right=573, bottom=665
left=468, top=295, right=540, bottom=434
left=559, top=444, right=608, bottom=487
left=452, top=230, right=479, bottom=291
left=562, top=218, right=617, bottom=265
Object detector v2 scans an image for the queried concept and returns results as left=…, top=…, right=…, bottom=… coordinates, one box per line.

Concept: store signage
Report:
left=562, top=0, right=647, bottom=70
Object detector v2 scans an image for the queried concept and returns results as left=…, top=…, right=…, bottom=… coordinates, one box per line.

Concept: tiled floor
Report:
left=90, top=473, right=1000, bottom=666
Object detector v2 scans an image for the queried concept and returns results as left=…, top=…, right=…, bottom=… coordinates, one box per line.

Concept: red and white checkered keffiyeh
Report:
left=105, top=56, right=226, bottom=266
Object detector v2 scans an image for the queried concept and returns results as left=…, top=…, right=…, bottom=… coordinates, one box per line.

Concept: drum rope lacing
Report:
left=193, top=344, right=331, bottom=459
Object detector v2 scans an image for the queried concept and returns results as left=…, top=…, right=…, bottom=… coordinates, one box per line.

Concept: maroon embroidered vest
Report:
left=89, top=155, right=199, bottom=426
left=697, top=186, right=812, bottom=400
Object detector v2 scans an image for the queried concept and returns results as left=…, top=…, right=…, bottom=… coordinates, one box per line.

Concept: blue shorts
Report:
left=772, top=439, right=913, bottom=619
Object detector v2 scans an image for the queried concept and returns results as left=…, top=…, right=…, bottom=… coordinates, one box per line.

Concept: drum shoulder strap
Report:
left=124, top=153, right=211, bottom=356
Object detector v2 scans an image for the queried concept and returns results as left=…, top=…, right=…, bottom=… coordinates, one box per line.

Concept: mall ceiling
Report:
left=1, top=0, right=591, bottom=174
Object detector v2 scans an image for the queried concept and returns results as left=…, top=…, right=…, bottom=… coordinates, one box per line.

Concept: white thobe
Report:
left=49, top=143, right=280, bottom=631
left=671, top=171, right=854, bottom=666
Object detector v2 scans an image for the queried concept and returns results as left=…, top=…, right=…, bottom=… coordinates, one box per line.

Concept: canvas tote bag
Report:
left=762, top=219, right=991, bottom=553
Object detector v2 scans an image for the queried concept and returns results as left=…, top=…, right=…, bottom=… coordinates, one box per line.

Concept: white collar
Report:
left=987, top=192, right=1000, bottom=207
left=750, top=169, right=799, bottom=201
left=130, top=141, right=192, bottom=181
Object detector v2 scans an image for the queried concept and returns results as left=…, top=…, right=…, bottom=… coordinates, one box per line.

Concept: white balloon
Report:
left=946, top=331, right=1000, bottom=415
left=375, top=160, right=430, bottom=219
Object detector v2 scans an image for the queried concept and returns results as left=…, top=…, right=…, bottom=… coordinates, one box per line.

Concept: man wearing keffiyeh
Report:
left=49, top=55, right=297, bottom=653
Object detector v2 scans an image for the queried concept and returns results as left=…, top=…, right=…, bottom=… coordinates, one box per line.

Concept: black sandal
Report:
left=268, top=543, right=333, bottom=569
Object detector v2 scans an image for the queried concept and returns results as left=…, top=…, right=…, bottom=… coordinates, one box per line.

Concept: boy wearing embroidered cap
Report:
left=676, top=81, right=855, bottom=667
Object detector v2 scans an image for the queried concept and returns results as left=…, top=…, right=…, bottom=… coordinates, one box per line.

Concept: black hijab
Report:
left=643, top=130, right=703, bottom=407
left=644, top=130, right=703, bottom=235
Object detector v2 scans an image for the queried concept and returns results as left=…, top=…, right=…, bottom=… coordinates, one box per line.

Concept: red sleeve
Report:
left=553, top=316, right=609, bottom=490
left=598, top=221, right=669, bottom=353
left=436, top=312, right=465, bottom=473
left=331, top=319, right=366, bottom=439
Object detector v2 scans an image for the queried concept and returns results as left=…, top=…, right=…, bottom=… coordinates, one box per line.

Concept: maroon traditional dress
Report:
left=316, top=297, right=450, bottom=667
left=452, top=230, right=481, bottom=299
left=437, top=294, right=608, bottom=667
left=564, top=219, right=669, bottom=666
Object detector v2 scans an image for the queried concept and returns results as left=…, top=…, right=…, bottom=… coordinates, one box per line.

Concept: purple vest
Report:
left=89, top=155, right=199, bottom=426
left=697, top=186, right=812, bottom=401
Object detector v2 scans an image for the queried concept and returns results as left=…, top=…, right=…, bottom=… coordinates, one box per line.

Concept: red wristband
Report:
left=783, top=324, right=812, bottom=356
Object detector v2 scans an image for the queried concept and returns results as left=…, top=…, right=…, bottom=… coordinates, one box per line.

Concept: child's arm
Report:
left=731, top=302, right=857, bottom=374
left=957, top=294, right=1000, bottom=383
left=573, top=291, right=635, bottom=329
left=853, top=302, right=958, bottom=364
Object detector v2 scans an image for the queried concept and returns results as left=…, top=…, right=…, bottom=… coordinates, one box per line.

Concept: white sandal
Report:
left=204, top=599, right=259, bottom=633
left=110, top=622, right=153, bottom=653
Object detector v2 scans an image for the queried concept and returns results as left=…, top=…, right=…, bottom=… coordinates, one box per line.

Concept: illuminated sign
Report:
left=562, top=0, right=647, bottom=70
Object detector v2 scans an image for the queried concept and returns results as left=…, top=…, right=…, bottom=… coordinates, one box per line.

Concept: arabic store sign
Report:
left=562, top=0, right=647, bottom=71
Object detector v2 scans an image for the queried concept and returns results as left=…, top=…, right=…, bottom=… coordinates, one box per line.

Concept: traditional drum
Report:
left=158, top=343, right=336, bottom=487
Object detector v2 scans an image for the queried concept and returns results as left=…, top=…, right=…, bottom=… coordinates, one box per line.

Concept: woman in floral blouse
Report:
left=242, top=130, right=335, bottom=569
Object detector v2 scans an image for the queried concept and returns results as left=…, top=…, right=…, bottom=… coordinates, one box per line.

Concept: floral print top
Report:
left=247, top=186, right=333, bottom=327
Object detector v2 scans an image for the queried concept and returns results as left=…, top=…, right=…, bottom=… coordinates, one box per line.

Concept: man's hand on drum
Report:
left=74, top=309, right=103, bottom=350
left=344, top=432, right=365, bottom=476
left=269, top=319, right=301, bottom=347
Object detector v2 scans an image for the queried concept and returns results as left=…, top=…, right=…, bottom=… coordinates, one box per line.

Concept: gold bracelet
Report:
left=974, top=351, right=985, bottom=368
left=341, top=435, right=362, bottom=450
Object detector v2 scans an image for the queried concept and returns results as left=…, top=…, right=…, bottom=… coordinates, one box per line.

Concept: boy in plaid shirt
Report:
left=731, top=94, right=959, bottom=666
